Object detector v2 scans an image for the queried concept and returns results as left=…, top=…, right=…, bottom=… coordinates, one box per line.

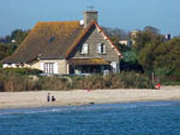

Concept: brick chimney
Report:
left=83, top=10, right=98, bottom=28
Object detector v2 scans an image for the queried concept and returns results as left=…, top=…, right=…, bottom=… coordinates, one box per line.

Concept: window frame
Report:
left=98, top=43, right=106, bottom=54
left=44, top=62, right=54, bottom=74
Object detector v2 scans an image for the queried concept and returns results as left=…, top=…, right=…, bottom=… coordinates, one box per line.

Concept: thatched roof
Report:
left=3, top=21, right=122, bottom=64
left=3, top=21, right=85, bottom=63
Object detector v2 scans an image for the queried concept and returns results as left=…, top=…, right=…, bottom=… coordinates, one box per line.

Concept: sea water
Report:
left=0, top=101, right=180, bottom=135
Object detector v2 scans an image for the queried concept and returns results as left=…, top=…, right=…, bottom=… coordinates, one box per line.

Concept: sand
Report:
left=0, top=86, right=180, bottom=109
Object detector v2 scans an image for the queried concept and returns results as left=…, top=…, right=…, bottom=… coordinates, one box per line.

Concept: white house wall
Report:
left=27, top=59, right=68, bottom=74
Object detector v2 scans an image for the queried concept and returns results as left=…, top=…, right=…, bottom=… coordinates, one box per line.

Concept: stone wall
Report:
left=70, top=26, right=120, bottom=72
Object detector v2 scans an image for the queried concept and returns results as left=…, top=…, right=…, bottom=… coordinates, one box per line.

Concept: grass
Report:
left=0, top=69, right=155, bottom=92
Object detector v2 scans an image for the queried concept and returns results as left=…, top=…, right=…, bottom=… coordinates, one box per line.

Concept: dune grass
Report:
left=0, top=68, right=154, bottom=92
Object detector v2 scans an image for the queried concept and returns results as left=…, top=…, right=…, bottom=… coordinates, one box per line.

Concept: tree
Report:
left=0, top=29, right=30, bottom=61
left=11, top=29, right=30, bottom=44
left=119, top=45, right=143, bottom=72
left=133, top=30, right=164, bottom=51
left=102, top=27, right=128, bottom=40
left=0, top=43, right=17, bottom=60
left=144, top=26, right=160, bottom=34
left=132, top=27, right=165, bottom=74
left=154, top=38, right=180, bottom=76
left=139, top=43, right=157, bottom=74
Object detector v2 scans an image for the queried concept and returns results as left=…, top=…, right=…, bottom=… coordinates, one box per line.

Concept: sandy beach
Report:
left=0, top=86, right=180, bottom=109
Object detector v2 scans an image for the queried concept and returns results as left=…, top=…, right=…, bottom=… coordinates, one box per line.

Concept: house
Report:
left=119, top=39, right=132, bottom=47
left=2, top=10, right=123, bottom=75
left=165, top=34, right=171, bottom=40
left=119, top=30, right=140, bottom=47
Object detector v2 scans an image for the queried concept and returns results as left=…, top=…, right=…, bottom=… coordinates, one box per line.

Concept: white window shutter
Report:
left=40, top=62, right=44, bottom=71
left=110, top=62, right=117, bottom=73
left=80, top=43, right=88, bottom=54
left=103, top=44, right=106, bottom=54
left=54, top=62, right=58, bottom=74
left=111, top=62, right=117, bottom=69
left=98, top=43, right=101, bottom=53
left=84, top=43, right=88, bottom=54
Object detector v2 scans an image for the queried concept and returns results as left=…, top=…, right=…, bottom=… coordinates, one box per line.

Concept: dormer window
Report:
left=80, top=43, right=88, bottom=54
left=98, top=43, right=106, bottom=54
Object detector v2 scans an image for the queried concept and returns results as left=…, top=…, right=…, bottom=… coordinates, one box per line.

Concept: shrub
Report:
left=0, top=62, right=2, bottom=68
left=0, top=68, right=42, bottom=75
left=0, top=71, right=154, bottom=92
left=119, top=72, right=154, bottom=89
left=0, top=73, right=39, bottom=92
left=36, top=76, right=70, bottom=90
left=71, top=72, right=154, bottom=89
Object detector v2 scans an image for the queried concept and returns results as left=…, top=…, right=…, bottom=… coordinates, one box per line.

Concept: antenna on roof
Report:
left=87, top=6, right=95, bottom=11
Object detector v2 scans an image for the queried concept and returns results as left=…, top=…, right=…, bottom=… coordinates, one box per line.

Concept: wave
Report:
left=0, top=101, right=179, bottom=117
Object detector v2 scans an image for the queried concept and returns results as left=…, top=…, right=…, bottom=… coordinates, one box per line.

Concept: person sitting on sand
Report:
left=52, top=96, right=56, bottom=102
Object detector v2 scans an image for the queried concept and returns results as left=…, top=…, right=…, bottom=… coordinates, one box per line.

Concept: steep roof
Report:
left=65, top=21, right=122, bottom=58
left=3, top=21, right=85, bottom=63
left=3, top=21, right=122, bottom=63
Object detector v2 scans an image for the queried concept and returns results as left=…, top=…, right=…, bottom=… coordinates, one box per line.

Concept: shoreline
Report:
left=1, top=100, right=180, bottom=111
left=0, top=86, right=180, bottom=110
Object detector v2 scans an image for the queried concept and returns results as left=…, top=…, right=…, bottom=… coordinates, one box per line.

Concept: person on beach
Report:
left=52, top=96, right=56, bottom=102
left=155, top=83, right=161, bottom=90
left=155, top=78, right=161, bottom=90
left=47, top=93, right=50, bottom=102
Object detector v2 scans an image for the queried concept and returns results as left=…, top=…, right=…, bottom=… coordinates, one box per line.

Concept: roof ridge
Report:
left=36, top=20, right=80, bottom=24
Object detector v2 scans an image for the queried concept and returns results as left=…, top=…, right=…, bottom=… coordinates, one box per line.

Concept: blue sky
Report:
left=0, top=0, right=179, bottom=37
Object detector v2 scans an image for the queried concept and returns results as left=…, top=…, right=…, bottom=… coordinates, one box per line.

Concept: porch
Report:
left=68, top=58, right=111, bottom=75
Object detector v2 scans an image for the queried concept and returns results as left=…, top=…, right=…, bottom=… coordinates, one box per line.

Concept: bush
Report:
left=0, top=73, right=39, bottom=92
left=72, top=72, right=154, bottom=89
left=0, top=62, right=2, bottom=68
left=36, top=76, right=70, bottom=90
left=0, top=68, right=42, bottom=75
left=155, top=75, right=180, bottom=85
left=0, top=72, right=154, bottom=92
left=0, top=68, right=42, bottom=92
left=119, top=72, right=154, bottom=89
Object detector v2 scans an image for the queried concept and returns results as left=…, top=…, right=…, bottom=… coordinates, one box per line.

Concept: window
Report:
left=44, top=63, right=54, bottom=74
left=80, top=43, right=88, bottom=54
left=98, top=43, right=106, bottom=54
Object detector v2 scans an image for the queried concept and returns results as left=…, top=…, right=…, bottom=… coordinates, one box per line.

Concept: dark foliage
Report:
left=0, top=29, right=30, bottom=61
left=0, top=68, right=42, bottom=76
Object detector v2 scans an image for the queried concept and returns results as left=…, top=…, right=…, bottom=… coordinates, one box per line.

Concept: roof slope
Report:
left=3, top=21, right=122, bottom=64
left=4, top=21, right=85, bottom=63
left=65, top=21, right=122, bottom=58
